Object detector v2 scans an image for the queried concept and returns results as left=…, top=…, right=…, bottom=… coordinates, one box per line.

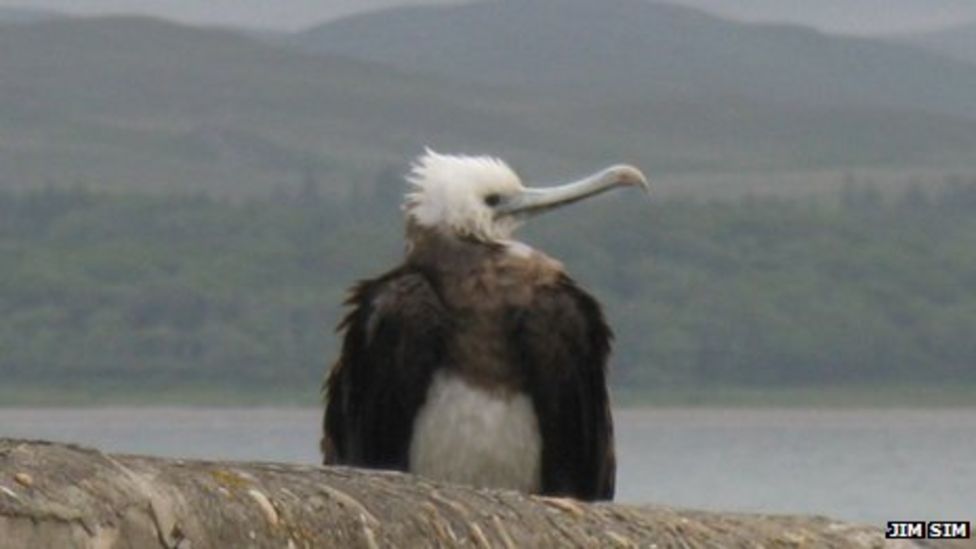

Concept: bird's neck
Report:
left=403, top=223, right=564, bottom=310
left=404, top=223, right=502, bottom=275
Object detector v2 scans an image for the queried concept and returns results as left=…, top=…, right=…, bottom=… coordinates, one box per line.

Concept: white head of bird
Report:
left=404, top=149, right=648, bottom=242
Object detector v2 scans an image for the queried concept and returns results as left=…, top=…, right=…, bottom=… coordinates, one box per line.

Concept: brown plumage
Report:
left=321, top=151, right=646, bottom=500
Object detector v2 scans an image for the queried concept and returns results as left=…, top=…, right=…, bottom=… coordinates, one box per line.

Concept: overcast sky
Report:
left=3, top=0, right=976, bottom=34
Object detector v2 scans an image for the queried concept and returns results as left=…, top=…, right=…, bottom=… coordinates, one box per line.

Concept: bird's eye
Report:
left=484, top=194, right=502, bottom=207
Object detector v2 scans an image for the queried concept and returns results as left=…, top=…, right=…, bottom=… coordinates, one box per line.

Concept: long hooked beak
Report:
left=497, top=165, right=648, bottom=218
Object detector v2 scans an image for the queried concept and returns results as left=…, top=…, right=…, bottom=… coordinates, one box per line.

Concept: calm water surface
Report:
left=1, top=407, right=973, bottom=524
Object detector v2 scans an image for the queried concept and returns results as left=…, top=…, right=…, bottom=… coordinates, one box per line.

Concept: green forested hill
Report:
left=3, top=12, right=976, bottom=405
left=3, top=182, right=974, bottom=403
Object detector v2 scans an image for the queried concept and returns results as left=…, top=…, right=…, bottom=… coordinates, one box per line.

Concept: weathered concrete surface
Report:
left=0, top=438, right=960, bottom=548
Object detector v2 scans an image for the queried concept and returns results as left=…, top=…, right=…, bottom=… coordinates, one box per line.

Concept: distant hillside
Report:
left=894, top=22, right=976, bottom=65
left=668, top=0, right=976, bottom=35
left=0, top=6, right=59, bottom=24
left=1, top=16, right=976, bottom=196
left=5, top=183, right=976, bottom=398
left=294, top=0, right=976, bottom=119
left=0, top=17, right=575, bottom=194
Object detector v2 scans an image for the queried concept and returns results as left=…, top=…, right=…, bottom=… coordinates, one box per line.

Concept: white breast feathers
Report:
left=409, top=371, right=542, bottom=493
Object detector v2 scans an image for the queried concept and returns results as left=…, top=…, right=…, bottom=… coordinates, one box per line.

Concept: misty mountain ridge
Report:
left=1, top=15, right=976, bottom=197
left=0, top=16, right=568, bottom=193
left=895, top=21, right=976, bottom=65
left=295, top=0, right=976, bottom=119
left=0, top=6, right=60, bottom=24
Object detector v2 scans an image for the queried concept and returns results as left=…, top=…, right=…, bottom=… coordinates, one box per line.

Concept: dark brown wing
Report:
left=321, top=267, right=450, bottom=470
left=510, top=273, right=615, bottom=500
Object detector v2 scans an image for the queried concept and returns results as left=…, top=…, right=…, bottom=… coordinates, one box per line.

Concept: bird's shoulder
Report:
left=339, top=266, right=447, bottom=339
left=510, top=272, right=613, bottom=372
left=528, top=273, right=611, bottom=332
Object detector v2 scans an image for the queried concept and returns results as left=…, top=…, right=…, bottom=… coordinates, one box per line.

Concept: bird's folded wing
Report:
left=509, top=274, right=616, bottom=500
left=322, top=268, right=450, bottom=469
